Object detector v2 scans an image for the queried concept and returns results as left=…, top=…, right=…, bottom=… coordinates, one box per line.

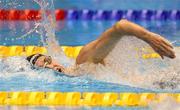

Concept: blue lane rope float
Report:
left=66, top=10, right=180, bottom=20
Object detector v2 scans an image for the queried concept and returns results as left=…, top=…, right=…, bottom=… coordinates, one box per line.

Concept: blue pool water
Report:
left=0, top=20, right=180, bottom=92
left=0, top=20, right=180, bottom=46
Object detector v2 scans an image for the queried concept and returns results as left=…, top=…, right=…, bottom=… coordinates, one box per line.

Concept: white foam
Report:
left=149, top=96, right=180, bottom=110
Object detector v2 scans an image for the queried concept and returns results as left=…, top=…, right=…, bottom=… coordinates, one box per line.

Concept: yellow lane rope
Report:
left=0, top=46, right=179, bottom=59
left=0, top=46, right=82, bottom=58
left=0, top=92, right=179, bottom=106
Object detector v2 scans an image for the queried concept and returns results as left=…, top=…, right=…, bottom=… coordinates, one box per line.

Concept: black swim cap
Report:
left=26, top=54, right=44, bottom=66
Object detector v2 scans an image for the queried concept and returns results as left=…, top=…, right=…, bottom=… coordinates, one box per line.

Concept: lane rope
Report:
left=0, top=92, right=179, bottom=106
left=0, top=9, right=180, bottom=21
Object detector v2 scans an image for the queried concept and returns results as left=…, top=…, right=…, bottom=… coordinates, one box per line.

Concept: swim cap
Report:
left=26, top=54, right=44, bottom=66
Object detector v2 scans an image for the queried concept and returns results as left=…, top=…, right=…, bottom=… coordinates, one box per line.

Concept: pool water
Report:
left=0, top=20, right=180, bottom=92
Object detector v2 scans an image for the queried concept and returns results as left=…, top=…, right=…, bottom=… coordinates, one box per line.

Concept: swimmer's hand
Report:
left=53, top=66, right=81, bottom=77
left=53, top=66, right=65, bottom=73
left=147, top=32, right=176, bottom=59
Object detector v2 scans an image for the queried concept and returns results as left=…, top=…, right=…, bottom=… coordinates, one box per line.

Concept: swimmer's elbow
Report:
left=114, top=19, right=129, bottom=34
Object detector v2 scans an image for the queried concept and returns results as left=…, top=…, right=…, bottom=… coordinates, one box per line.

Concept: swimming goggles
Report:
left=43, top=56, right=62, bottom=72
left=43, top=56, right=52, bottom=68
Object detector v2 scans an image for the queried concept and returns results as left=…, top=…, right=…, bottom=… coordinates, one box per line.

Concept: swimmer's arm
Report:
left=76, top=19, right=175, bottom=65
left=114, top=19, right=175, bottom=59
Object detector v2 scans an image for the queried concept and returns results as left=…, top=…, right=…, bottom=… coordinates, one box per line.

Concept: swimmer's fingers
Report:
left=157, top=46, right=174, bottom=59
left=54, top=66, right=65, bottom=73
left=155, top=42, right=175, bottom=59
left=148, top=34, right=176, bottom=59
left=159, top=53, right=164, bottom=59
left=152, top=33, right=174, bottom=49
left=161, top=37, right=173, bottom=49
left=54, top=67, right=62, bottom=72
left=160, top=41, right=175, bottom=58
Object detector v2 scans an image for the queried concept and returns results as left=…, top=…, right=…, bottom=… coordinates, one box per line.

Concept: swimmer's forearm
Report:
left=63, top=67, right=83, bottom=77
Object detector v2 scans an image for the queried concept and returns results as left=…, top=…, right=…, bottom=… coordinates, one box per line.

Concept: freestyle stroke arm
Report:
left=76, top=19, right=175, bottom=65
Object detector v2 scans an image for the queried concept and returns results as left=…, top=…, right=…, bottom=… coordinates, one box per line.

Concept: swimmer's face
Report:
left=35, top=55, right=64, bottom=72
left=35, top=55, right=52, bottom=68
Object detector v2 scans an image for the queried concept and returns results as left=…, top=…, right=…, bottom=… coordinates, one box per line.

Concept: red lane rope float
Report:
left=0, top=9, right=66, bottom=21
left=0, top=10, right=41, bottom=20
left=55, top=9, right=67, bottom=20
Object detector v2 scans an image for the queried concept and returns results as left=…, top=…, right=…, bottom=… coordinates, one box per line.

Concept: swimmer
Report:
left=26, top=54, right=65, bottom=72
left=26, top=19, right=176, bottom=76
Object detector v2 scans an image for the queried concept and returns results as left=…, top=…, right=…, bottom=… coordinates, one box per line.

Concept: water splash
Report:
left=72, top=36, right=180, bottom=90
left=0, top=56, right=89, bottom=84
left=106, top=37, right=180, bottom=90
left=15, top=23, right=40, bottom=40
left=104, top=36, right=180, bottom=90
left=0, top=57, right=56, bottom=82
left=34, top=0, right=73, bottom=66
